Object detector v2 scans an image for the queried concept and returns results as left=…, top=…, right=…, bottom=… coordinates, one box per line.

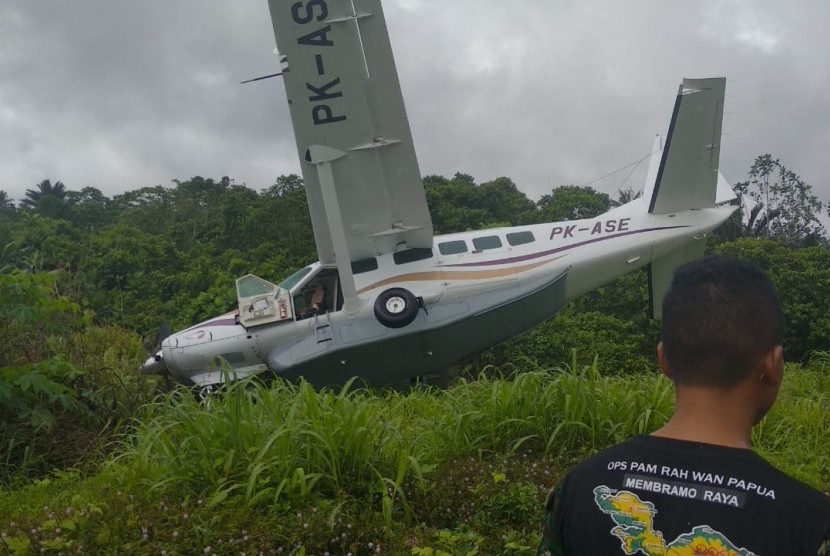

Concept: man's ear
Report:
left=760, top=346, right=784, bottom=388
left=657, top=342, right=672, bottom=379
left=753, top=346, right=784, bottom=424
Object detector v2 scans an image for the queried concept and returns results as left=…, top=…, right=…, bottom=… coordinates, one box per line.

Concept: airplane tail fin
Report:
left=646, top=78, right=727, bottom=214
left=645, top=78, right=737, bottom=319
left=646, top=165, right=736, bottom=319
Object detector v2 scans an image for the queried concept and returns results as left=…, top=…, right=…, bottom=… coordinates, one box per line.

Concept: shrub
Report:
left=0, top=359, right=100, bottom=484
left=495, top=310, right=655, bottom=374
left=0, top=270, right=160, bottom=483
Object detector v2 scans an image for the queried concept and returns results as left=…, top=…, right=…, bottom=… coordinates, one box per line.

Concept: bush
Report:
left=0, top=270, right=161, bottom=483
left=0, top=359, right=100, bottom=484
left=494, top=310, right=655, bottom=374
left=0, top=270, right=84, bottom=367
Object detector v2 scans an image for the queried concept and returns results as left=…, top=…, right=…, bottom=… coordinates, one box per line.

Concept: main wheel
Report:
left=374, top=287, right=419, bottom=328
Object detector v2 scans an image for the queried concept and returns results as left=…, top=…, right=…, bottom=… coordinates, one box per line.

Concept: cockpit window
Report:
left=278, top=266, right=313, bottom=292
left=237, top=275, right=279, bottom=298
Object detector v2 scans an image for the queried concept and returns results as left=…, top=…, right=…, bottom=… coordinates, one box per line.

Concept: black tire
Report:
left=374, top=287, right=419, bottom=328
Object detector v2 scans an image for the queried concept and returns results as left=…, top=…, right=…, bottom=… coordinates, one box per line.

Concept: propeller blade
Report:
left=159, top=321, right=172, bottom=345
left=140, top=321, right=172, bottom=375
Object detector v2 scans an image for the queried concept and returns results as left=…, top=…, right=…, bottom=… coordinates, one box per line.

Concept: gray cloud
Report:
left=1, top=0, right=828, bottom=207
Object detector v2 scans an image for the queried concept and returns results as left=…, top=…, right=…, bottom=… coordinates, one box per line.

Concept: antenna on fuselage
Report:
left=240, top=49, right=289, bottom=84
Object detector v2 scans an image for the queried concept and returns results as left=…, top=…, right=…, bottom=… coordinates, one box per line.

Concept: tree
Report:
left=0, top=190, right=15, bottom=210
left=537, top=185, right=612, bottom=222
left=113, top=185, right=174, bottom=235
left=21, top=180, right=67, bottom=207
left=5, top=213, right=82, bottom=272
left=253, top=174, right=314, bottom=260
left=715, top=238, right=830, bottom=361
left=82, top=225, right=182, bottom=329
left=734, top=155, right=825, bottom=246
left=477, top=177, right=538, bottom=226
left=20, top=180, right=70, bottom=220
left=65, top=187, right=113, bottom=229
left=424, top=174, right=494, bottom=234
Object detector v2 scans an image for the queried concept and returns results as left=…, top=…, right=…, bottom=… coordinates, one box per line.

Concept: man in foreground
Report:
left=538, top=256, right=830, bottom=555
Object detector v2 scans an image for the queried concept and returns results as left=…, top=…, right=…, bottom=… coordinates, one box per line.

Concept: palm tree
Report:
left=21, top=180, right=67, bottom=209
left=0, top=190, right=14, bottom=210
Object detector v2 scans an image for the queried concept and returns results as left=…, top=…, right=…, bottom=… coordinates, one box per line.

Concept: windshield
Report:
left=237, top=275, right=278, bottom=298
left=278, top=266, right=313, bottom=292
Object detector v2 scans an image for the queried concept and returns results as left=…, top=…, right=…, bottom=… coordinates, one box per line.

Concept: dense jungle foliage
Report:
left=1, top=157, right=828, bottom=554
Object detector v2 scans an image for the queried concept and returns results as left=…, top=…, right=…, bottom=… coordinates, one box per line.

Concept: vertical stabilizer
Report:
left=648, top=78, right=726, bottom=214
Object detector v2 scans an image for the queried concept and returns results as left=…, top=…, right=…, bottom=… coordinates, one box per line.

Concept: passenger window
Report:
left=472, top=235, right=502, bottom=251
left=507, top=231, right=535, bottom=246
left=352, top=257, right=378, bottom=274
left=439, top=240, right=468, bottom=255
left=393, top=248, right=434, bottom=265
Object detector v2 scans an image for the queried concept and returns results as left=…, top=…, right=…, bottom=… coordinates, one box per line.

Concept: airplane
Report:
left=140, top=0, right=737, bottom=393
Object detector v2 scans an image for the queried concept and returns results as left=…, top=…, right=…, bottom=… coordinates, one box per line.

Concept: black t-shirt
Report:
left=538, top=435, right=830, bottom=556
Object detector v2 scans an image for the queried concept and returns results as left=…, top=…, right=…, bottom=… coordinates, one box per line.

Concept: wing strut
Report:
left=305, top=145, right=362, bottom=314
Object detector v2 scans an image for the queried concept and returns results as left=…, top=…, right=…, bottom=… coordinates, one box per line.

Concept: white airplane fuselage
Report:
left=143, top=199, right=734, bottom=388
left=139, top=1, right=734, bottom=390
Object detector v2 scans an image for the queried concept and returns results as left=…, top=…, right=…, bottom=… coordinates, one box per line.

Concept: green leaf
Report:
left=3, top=536, right=31, bottom=555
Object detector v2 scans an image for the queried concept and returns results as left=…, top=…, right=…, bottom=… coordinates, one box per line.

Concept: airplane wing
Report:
left=648, top=77, right=726, bottom=214
left=266, top=0, right=433, bottom=269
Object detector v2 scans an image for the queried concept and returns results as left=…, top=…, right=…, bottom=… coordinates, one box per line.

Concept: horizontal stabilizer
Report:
left=648, top=240, right=707, bottom=320
left=649, top=78, right=726, bottom=214
left=716, top=171, right=737, bottom=205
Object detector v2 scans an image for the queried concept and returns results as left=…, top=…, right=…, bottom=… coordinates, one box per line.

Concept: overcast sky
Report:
left=2, top=0, right=829, bottom=208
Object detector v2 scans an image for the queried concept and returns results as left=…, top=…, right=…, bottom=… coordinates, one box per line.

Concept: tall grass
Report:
left=115, top=357, right=678, bottom=516
left=2, top=357, right=828, bottom=554
left=752, top=360, right=830, bottom=487
left=112, top=355, right=829, bottom=519
left=116, top=379, right=417, bottom=515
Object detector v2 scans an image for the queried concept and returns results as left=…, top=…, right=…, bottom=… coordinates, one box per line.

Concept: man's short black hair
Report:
left=661, top=256, right=784, bottom=389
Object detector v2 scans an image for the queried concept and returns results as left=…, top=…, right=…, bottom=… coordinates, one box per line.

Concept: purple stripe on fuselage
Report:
left=439, top=226, right=690, bottom=268
left=183, top=317, right=238, bottom=333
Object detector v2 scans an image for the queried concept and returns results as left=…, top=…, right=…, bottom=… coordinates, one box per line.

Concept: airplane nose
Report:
left=139, top=350, right=169, bottom=376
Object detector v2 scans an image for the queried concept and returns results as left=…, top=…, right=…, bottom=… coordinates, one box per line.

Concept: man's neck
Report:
left=651, top=385, right=755, bottom=449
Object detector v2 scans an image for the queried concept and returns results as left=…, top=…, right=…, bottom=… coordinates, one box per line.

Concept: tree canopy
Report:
left=1, top=156, right=827, bottom=359
left=734, top=155, right=825, bottom=247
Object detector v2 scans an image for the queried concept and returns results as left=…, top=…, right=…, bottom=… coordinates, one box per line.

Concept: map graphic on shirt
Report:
left=593, top=485, right=758, bottom=556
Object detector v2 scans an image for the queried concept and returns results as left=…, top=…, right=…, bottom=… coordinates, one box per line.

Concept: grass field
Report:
left=1, top=357, right=828, bottom=555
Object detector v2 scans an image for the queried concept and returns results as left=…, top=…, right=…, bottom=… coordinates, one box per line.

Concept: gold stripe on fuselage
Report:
left=356, top=256, right=566, bottom=295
